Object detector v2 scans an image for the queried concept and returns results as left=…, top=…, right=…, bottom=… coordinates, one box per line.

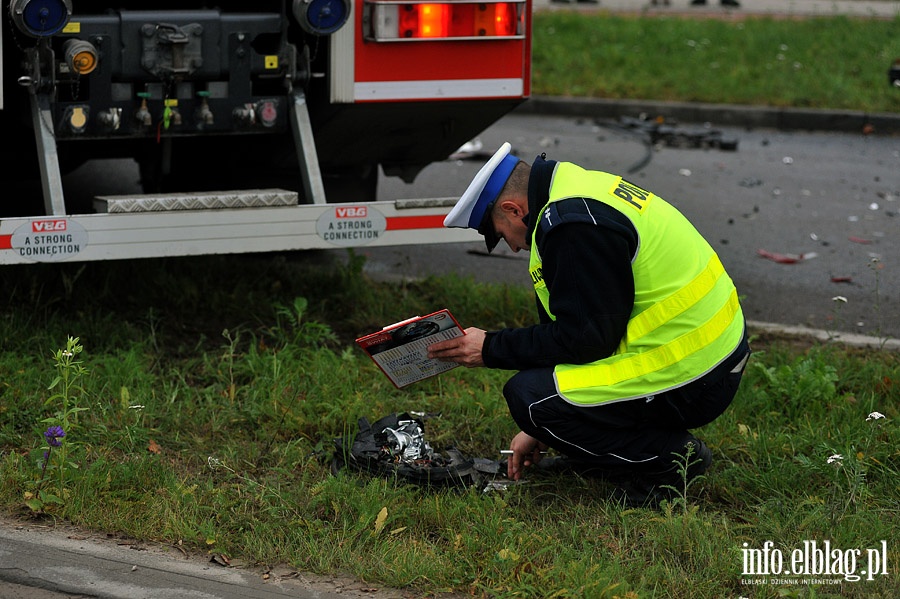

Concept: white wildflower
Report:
left=207, top=456, right=235, bottom=473
left=831, top=296, right=848, bottom=303
left=827, top=454, right=843, bottom=465
left=866, top=412, right=886, bottom=422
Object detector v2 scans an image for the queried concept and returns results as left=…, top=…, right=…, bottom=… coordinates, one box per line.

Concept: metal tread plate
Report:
left=94, top=189, right=299, bottom=213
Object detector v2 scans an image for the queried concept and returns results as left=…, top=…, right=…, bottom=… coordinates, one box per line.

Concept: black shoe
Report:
left=721, top=0, right=740, bottom=6
left=690, top=0, right=707, bottom=5
left=614, top=438, right=712, bottom=508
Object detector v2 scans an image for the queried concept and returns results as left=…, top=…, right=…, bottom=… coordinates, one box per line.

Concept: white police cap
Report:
left=443, top=142, right=519, bottom=252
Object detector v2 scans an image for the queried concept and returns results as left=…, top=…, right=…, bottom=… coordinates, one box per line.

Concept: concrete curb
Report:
left=515, top=96, right=900, bottom=135
left=748, top=320, right=900, bottom=351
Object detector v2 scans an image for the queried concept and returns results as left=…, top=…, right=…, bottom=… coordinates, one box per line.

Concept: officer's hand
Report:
left=426, top=327, right=486, bottom=368
left=507, top=432, right=547, bottom=481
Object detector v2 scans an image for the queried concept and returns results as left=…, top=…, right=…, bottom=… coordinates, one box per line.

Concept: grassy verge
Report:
left=532, top=12, right=900, bottom=113
left=1, top=254, right=898, bottom=598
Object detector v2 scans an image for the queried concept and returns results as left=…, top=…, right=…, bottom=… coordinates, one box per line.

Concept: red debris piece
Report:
left=848, top=236, right=873, bottom=244
left=831, top=276, right=853, bottom=283
left=756, top=249, right=812, bottom=264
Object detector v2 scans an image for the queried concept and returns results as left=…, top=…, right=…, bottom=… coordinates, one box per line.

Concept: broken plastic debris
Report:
left=831, top=276, right=853, bottom=283
left=848, top=236, right=873, bottom=244
left=679, top=168, right=692, bottom=177
left=738, top=177, right=763, bottom=188
left=782, top=157, right=794, bottom=164
left=455, top=138, right=482, bottom=154
left=448, top=138, right=490, bottom=160
left=757, top=249, right=818, bottom=264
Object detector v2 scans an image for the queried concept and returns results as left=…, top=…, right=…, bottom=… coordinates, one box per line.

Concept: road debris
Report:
left=595, top=114, right=738, bottom=173
left=848, top=236, right=873, bottom=245
left=332, top=413, right=505, bottom=491
left=739, top=177, right=764, bottom=188
left=757, top=249, right=818, bottom=264
left=448, top=137, right=491, bottom=160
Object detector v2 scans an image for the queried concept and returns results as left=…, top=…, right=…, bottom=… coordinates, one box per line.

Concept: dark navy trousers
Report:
left=504, top=337, right=750, bottom=473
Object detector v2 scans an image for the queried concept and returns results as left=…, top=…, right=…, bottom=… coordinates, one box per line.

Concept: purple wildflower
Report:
left=44, top=425, right=65, bottom=447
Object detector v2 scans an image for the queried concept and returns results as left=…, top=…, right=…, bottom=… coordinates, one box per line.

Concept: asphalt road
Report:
left=370, top=110, right=900, bottom=342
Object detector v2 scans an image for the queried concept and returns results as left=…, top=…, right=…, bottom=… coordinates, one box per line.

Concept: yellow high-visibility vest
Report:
left=528, top=163, right=745, bottom=405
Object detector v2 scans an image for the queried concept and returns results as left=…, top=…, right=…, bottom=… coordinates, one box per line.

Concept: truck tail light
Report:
left=365, top=0, right=525, bottom=42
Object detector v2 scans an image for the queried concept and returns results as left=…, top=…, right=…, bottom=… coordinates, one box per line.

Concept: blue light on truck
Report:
left=9, top=0, right=72, bottom=37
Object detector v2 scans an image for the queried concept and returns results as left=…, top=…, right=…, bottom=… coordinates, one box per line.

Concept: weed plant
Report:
left=0, top=254, right=897, bottom=598
left=532, top=13, right=900, bottom=114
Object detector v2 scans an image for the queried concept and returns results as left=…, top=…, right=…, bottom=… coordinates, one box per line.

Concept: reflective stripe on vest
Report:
left=529, top=163, right=745, bottom=405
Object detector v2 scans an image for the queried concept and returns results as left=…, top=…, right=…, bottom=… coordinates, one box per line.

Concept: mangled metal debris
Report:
left=595, top=114, right=739, bottom=173
left=382, top=418, right=433, bottom=461
left=332, top=413, right=505, bottom=490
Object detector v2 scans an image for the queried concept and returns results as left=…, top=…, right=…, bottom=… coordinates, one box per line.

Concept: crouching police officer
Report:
left=427, top=142, right=751, bottom=506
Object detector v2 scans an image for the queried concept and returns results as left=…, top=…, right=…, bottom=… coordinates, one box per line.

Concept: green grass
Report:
left=1, top=254, right=898, bottom=598
left=532, top=12, right=900, bottom=113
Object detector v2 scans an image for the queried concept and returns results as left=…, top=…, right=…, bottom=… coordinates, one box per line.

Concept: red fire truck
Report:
left=0, top=0, right=531, bottom=264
